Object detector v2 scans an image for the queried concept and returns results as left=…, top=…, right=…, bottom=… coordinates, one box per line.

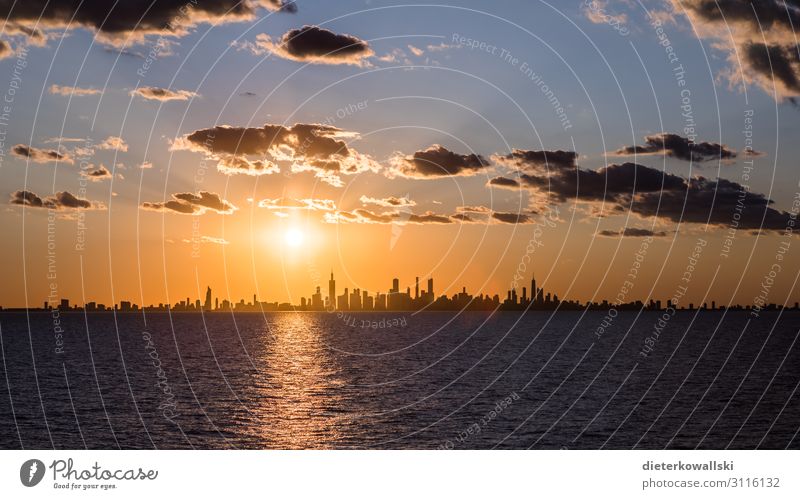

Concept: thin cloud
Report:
left=96, top=135, right=128, bottom=152
left=257, top=197, right=337, bottom=211
left=324, top=208, right=455, bottom=225
left=131, top=87, right=197, bottom=101
left=49, top=84, right=101, bottom=96
left=359, top=195, right=416, bottom=208
left=599, top=228, right=668, bottom=238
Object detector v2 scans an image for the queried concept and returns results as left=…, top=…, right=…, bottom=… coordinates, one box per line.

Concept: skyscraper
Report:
left=204, top=286, right=212, bottom=311
left=415, top=277, right=419, bottom=299
left=329, top=270, right=336, bottom=310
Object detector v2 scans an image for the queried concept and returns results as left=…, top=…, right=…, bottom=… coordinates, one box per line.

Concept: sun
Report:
left=284, top=228, right=304, bottom=248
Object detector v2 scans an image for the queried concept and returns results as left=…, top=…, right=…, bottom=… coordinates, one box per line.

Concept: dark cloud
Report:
left=451, top=213, right=475, bottom=222
left=628, top=176, right=794, bottom=230
left=82, top=164, right=112, bottom=181
left=494, top=156, right=795, bottom=231
left=494, top=162, right=685, bottom=203
left=239, top=25, right=372, bottom=65
left=391, top=145, right=489, bottom=178
left=488, top=176, right=521, bottom=189
left=9, top=190, right=101, bottom=210
left=743, top=42, right=800, bottom=94
left=131, top=87, right=196, bottom=101
left=407, top=212, right=452, bottom=224
left=491, top=212, right=534, bottom=224
left=671, top=1, right=800, bottom=100
left=142, top=191, right=237, bottom=215
left=599, top=228, right=668, bottom=237
left=12, top=144, right=73, bottom=164
left=614, top=133, right=736, bottom=162
left=175, top=122, right=375, bottom=186
left=0, top=1, right=296, bottom=45
left=493, top=148, right=578, bottom=171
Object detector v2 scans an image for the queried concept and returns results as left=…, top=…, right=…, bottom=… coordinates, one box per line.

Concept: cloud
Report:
left=582, top=0, right=628, bottom=26
left=407, top=44, right=424, bottom=57
left=174, top=122, right=377, bottom=186
left=257, top=197, right=336, bottom=211
left=49, top=84, right=101, bottom=96
left=457, top=205, right=492, bottom=213
left=488, top=176, right=521, bottom=189
left=359, top=195, right=416, bottom=207
left=139, top=161, right=153, bottom=169
left=490, top=162, right=686, bottom=202
left=237, top=25, right=373, bottom=66
left=667, top=1, right=800, bottom=100
left=389, top=144, right=489, bottom=178
left=183, top=235, right=230, bottom=245
left=598, top=228, right=668, bottom=237
left=490, top=159, right=795, bottom=231
left=217, top=156, right=280, bottom=176
left=493, top=148, right=579, bottom=172
left=426, top=42, right=457, bottom=52
left=9, top=190, right=102, bottom=210
left=451, top=213, right=475, bottom=222
left=613, top=133, right=736, bottom=162
left=12, top=144, right=73, bottom=164
left=0, top=0, right=296, bottom=46
left=0, top=40, right=12, bottom=59
left=628, top=177, right=795, bottom=230
left=324, top=208, right=455, bottom=224
left=142, top=191, right=237, bottom=215
left=131, top=87, right=197, bottom=101
left=81, top=164, right=112, bottom=181
left=491, top=212, right=534, bottom=224
left=96, top=135, right=129, bottom=152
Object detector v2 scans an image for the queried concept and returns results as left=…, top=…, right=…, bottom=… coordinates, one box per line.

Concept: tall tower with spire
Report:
left=328, top=270, right=336, bottom=310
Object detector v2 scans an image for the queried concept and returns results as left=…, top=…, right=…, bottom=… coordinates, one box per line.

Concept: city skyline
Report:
left=4, top=270, right=797, bottom=315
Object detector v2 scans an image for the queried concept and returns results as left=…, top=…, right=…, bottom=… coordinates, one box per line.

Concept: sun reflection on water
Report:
left=252, top=313, right=348, bottom=448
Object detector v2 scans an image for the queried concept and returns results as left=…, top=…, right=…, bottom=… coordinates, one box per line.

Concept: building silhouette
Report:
left=6, top=270, right=799, bottom=314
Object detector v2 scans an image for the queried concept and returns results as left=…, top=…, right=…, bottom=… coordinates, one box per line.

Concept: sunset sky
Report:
left=1, top=0, right=799, bottom=309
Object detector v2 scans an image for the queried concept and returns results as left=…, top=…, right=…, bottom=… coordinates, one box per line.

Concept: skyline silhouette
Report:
left=2, top=271, right=797, bottom=314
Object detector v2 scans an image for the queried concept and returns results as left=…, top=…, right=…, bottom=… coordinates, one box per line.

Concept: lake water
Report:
left=0, top=311, right=798, bottom=449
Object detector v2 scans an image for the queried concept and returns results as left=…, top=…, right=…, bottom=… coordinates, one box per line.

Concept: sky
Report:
left=1, top=0, right=799, bottom=309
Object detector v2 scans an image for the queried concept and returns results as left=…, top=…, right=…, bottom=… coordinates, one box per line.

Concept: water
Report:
left=0, top=310, right=798, bottom=449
